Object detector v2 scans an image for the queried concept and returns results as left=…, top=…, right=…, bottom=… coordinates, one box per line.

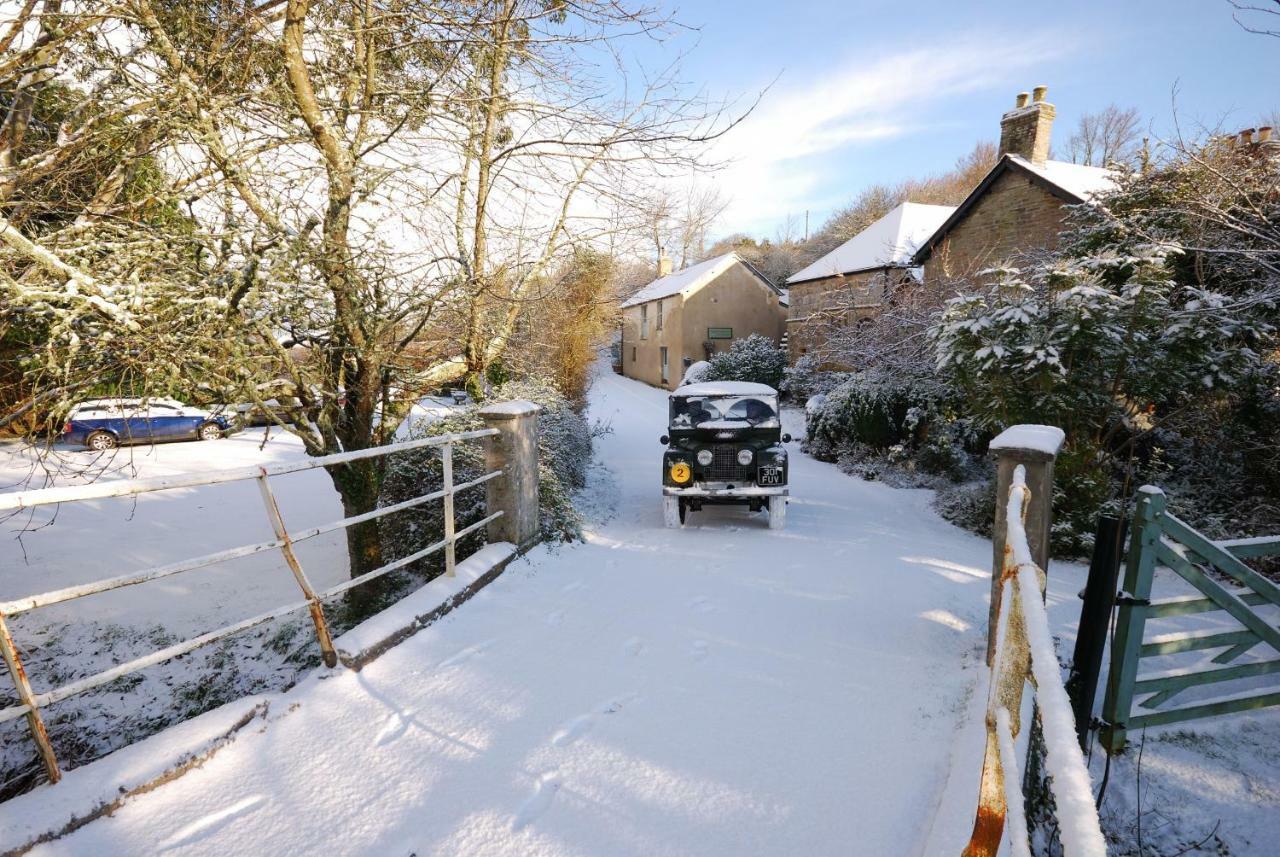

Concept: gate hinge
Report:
left=1114, top=591, right=1150, bottom=607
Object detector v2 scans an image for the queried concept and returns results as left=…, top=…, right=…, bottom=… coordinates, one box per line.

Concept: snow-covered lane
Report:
left=26, top=370, right=1000, bottom=856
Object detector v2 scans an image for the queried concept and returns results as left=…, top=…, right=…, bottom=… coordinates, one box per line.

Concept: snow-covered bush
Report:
left=805, top=369, right=944, bottom=457
left=702, top=334, right=787, bottom=390
left=781, top=355, right=848, bottom=401
left=377, top=378, right=589, bottom=579
left=680, top=360, right=712, bottom=386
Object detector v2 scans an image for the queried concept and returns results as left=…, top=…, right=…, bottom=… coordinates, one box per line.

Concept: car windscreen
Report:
left=670, top=395, right=779, bottom=429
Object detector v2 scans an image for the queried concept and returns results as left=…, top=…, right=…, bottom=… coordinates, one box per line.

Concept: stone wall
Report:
left=785, top=268, right=902, bottom=364
left=922, top=168, right=1068, bottom=289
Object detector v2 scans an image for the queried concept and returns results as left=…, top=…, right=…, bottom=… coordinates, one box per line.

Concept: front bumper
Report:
left=664, top=482, right=788, bottom=498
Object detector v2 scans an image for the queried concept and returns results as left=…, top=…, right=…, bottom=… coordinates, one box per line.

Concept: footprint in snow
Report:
left=512, top=770, right=562, bottom=831
left=622, top=636, right=644, bottom=657
left=374, top=709, right=413, bottom=746
left=437, top=640, right=494, bottom=670
left=561, top=580, right=584, bottom=593
left=688, top=596, right=715, bottom=613
left=551, top=693, right=639, bottom=747
left=546, top=609, right=565, bottom=626
left=691, top=640, right=710, bottom=661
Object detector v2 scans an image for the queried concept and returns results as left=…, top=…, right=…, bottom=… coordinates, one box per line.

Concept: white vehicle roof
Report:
left=671, top=382, right=777, bottom=398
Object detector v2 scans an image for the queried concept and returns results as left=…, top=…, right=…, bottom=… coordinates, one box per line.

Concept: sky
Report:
left=632, top=0, right=1280, bottom=241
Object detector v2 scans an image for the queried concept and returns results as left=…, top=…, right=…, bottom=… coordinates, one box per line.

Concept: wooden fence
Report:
left=1101, top=485, right=1280, bottom=751
left=0, top=427, right=506, bottom=785
left=962, top=458, right=1107, bottom=857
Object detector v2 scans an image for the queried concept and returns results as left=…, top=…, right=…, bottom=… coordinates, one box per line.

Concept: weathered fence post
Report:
left=988, top=425, right=1065, bottom=665
left=479, top=401, right=541, bottom=551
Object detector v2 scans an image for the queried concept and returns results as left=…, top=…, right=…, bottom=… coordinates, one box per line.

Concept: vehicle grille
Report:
left=706, top=444, right=753, bottom=481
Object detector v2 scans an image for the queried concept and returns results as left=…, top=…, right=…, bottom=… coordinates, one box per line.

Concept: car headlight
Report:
left=696, top=449, right=713, bottom=466
left=737, top=448, right=754, bottom=466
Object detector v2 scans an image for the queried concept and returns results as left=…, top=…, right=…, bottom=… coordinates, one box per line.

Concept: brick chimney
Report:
left=998, top=85, right=1055, bottom=165
left=657, top=252, right=673, bottom=278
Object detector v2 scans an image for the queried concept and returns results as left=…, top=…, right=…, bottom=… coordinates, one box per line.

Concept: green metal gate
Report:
left=1101, top=486, right=1280, bottom=752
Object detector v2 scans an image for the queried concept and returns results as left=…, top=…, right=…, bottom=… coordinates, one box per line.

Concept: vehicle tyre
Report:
left=663, top=496, right=683, bottom=529
left=86, top=431, right=118, bottom=451
left=767, top=496, right=786, bottom=530
left=679, top=498, right=688, bottom=524
left=198, top=422, right=223, bottom=441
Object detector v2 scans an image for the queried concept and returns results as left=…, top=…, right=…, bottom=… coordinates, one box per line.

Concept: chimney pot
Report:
left=1240, top=128, right=1256, bottom=145
left=1258, top=126, right=1273, bottom=143
left=999, top=86, right=1056, bottom=164
left=1032, top=85, right=1048, bottom=103
left=1015, top=92, right=1030, bottom=108
left=657, top=253, right=673, bottom=278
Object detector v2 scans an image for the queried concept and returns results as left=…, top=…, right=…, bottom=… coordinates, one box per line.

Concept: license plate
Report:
left=758, top=465, right=783, bottom=486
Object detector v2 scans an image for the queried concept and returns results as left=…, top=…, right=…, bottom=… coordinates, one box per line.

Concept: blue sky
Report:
left=636, top=0, right=1280, bottom=239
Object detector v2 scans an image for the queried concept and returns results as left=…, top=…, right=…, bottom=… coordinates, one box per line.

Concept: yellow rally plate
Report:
left=670, top=462, right=691, bottom=483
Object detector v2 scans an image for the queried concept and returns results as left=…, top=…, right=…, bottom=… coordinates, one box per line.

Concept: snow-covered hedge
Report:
left=701, top=334, right=786, bottom=390
left=805, top=370, right=943, bottom=455
left=378, top=378, right=589, bottom=579
left=781, top=355, right=848, bottom=401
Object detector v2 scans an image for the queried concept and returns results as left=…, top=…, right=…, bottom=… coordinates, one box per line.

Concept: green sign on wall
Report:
left=707, top=327, right=733, bottom=340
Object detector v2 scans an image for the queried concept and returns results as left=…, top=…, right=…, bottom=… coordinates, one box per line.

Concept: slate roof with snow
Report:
left=619, top=252, right=777, bottom=309
left=912, top=155, right=1116, bottom=265
left=1007, top=155, right=1116, bottom=201
left=786, top=202, right=955, bottom=285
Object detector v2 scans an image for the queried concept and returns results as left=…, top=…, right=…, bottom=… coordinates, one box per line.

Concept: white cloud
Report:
left=706, top=30, right=1080, bottom=236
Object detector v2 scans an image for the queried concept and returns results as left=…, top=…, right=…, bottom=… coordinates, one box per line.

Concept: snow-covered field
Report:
left=2, top=369, right=1278, bottom=855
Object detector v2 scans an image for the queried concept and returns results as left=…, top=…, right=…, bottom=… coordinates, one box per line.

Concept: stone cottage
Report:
left=784, top=201, right=954, bottom=363
left=912, top=86, right=1115, bottom=285
left=619, top=252, right=787, bottom=388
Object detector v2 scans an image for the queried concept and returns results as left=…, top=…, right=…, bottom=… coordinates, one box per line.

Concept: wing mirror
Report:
left=659, top=434, right=670, bottom=445
left=782, top=433, right=792, bottom=443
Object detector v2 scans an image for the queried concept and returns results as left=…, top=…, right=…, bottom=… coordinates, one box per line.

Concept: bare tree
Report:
left=0, top=0, right=748, bottom=595
left=1064, top=104, right=1143, bottom=167
left=638, top=182, right=727, bottom=267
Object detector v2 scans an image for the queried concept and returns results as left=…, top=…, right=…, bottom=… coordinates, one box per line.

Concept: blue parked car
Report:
left=61, top=398, right=237, bottom=451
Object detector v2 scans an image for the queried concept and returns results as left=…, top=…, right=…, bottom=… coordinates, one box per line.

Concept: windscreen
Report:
left=670, top=395, right=779, bottom=430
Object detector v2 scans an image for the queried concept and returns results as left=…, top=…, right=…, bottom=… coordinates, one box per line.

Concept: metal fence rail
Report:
left=0, top=428, right=501, bottom=784
left=962, top=465, right=1107, bottom=857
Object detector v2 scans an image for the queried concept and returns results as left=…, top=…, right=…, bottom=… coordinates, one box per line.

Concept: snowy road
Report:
left=24, top=370, right=1004, bottom=856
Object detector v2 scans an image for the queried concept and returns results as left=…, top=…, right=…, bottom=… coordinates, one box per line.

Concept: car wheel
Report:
left=678, top=498, right=688, bottom=524
left=86, top=431, right=118, bottom=451
left=767, top=496, right=787, bottom=530
left=198, top=422, right=223, bottom=441
left=663, top=496, right=683, bottom=529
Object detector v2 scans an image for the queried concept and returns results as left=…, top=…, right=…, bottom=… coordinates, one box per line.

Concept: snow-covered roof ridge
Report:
left=786, top=202, right=955, bottom=285
left=621, top=252, right=771, bottom=309
left=1007, top=155, right=1116, bottom=202
left=672, top=381, right=778, bottom=397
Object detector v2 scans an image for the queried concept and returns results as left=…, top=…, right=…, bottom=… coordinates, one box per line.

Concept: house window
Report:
left=631, top=346, right=636, bottom=362
left=660, top=347, right=669, bottom=384
left=656, top=300, right=663, bottom=331
left=707, top=327, right=733, bottom=340
left=641, top=305, right=649, bottom=339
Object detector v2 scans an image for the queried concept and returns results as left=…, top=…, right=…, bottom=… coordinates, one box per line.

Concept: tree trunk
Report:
left=329, top=456, right=388, bottom=616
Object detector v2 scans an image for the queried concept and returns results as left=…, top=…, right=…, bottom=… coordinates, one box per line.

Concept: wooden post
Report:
left=478, top=401, right=542, bottom=551
left=0, top=610, right=61, bottom=783
left=443, top=442, right=456, bottom=577
left=1101, top=486, right=1164, bottom=753
left=256, top=471, right=337, bottom=668
left=987, top=425, right=1064, bottom=665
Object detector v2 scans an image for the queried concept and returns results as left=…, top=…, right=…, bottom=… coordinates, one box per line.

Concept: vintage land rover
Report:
left=659, top=381, right=791, bottom=529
